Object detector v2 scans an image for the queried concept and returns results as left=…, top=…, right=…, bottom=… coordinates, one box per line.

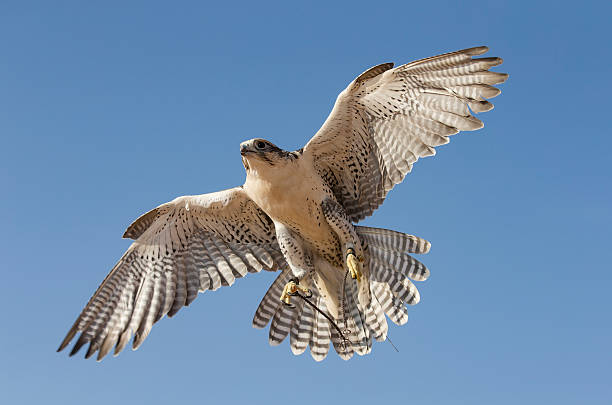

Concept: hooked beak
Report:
left=240, top=142, right=253, bottom=156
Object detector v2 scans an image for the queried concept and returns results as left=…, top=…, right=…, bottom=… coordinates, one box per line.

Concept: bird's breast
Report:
left=244, top=167, right=340, bottom=258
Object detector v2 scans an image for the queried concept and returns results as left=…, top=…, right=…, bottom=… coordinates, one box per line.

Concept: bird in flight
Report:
left=58, top=46, right=507, bottom=361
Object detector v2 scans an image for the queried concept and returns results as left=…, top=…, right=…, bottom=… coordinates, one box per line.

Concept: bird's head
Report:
left=240, top=138, right=299, bottom=175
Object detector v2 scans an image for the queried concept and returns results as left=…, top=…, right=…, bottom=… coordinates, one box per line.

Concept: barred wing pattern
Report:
left=304, top=46, right=508, bottom=222
left=58, top=187, right=284, bottom=361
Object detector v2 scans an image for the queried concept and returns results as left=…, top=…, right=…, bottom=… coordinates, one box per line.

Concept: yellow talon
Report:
left=280, top=279, right=310, bottom=306
left=346, top=250, right=362, bottom=282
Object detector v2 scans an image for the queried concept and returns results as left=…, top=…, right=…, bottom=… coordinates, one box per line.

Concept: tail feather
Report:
left=253, top=226, right=430, bottom=360
left=252, top=270, right=290, bottom=329
left=339, top=278, right=371, bottom=355
left=371, top=280, right=409, bottom=325
left=369, top=247, right=430, bottom=281
left=309, top=296, right=331, bottom=361
left=331, top=325, right=354, bottom=360
left=269, top=301, right=295, bottom=345
left=356, top=226, right=431, bottom=254
left=290, top=299, right=312, bottom=355
left=371, top=266, right=420, bottom=306
left=367, top=291, right=389, bottom=341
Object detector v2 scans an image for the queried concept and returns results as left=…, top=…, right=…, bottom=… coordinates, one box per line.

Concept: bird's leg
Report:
left=275, top=223, right=313, bottom=306
left=321, top=198, right=364, bottom=281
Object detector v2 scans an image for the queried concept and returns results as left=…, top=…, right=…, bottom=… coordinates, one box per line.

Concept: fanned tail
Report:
left=252, top=226, right=430, bottom=361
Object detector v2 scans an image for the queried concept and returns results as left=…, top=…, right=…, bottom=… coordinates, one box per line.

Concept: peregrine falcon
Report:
left=58, top=46, right=507, bottom=361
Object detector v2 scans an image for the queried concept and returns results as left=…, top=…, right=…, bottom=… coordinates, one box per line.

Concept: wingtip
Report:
left=68, top=333, right=91, bottom=357
left=57, top=341, right=68, bottom=353
left=114, top=330, right=130, bottom=356
left=97, top=343, right=112, bottom=362
left=84, top=343, right=97, bottom=360
left=469, top=100, right=494, bottom=113
left=465, top=45, right=489, bottom=55
left=132, top=332, right=147, bottom=351
left=68, top=344, right=82, bottom=357
left=57, top=327, right=77, bottom=353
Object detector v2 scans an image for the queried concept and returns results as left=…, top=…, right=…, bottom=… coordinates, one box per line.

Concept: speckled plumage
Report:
left=58, top=46, right=506, bottom=361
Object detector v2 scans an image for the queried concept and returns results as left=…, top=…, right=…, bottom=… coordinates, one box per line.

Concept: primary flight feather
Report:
left=58, top=46, right=507, bottom=361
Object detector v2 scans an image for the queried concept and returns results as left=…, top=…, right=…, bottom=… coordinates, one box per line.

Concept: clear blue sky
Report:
left=1, top=1, right=610, bottom=404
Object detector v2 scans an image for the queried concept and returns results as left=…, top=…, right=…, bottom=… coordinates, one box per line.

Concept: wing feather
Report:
left=305, top=46, right=507, bottom=221
left=133, top=269, right=164, bottom=350
left=168, top=255, right=187, bottom=317
left=58, top=187, right=283, bottom=360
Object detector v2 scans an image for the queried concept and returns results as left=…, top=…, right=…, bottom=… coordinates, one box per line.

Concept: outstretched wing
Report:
left=304, top=46, right=508, bottom=222
left=58, top=187, right=286, bottom=361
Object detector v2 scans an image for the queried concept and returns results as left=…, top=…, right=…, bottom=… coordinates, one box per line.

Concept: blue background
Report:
left=1, top=1, right=610, bottom=404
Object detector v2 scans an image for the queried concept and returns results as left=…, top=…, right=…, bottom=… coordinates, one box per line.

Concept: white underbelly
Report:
left=243, top=159, right=341, bottom=262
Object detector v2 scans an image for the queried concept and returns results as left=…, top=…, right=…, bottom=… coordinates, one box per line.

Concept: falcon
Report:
left=58, top=46, right=507, bottom=361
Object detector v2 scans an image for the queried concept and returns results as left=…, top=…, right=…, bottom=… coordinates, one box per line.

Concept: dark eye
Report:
left=256, top=141, right=266, bottom=150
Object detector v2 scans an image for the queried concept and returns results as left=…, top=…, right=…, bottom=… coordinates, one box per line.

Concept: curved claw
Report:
left=280, top=279, right=311, bottom=306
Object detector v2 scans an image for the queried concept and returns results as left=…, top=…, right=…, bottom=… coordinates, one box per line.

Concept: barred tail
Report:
left=252, top=226, right=430, bottom=361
